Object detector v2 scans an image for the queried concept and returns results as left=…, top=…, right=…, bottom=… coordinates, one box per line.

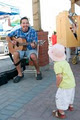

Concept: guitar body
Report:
left=8, top=38, right=27, bottom=54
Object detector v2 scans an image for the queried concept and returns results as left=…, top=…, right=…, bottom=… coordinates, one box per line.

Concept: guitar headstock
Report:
left=38, top=40, right=46, bottom=46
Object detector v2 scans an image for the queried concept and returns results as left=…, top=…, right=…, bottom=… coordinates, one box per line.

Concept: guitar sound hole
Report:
left=13, top=45, right=15, bottom=48
left=16, top=42, right=19, bottom=47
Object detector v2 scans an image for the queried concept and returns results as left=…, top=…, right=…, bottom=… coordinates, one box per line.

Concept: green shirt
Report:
left=54, top=60, right=76, bottom=89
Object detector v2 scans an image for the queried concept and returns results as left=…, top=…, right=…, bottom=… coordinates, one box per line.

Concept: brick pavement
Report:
left=0, top=58, right=80, bottom=120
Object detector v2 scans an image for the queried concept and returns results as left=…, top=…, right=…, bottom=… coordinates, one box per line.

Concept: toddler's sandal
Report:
left=68, top=106, right=74, bottom=111
left=52, top=110, right=66, bottom=119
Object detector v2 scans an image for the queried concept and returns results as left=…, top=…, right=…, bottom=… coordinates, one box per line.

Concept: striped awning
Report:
left=0, top=2, right=20, bottom=16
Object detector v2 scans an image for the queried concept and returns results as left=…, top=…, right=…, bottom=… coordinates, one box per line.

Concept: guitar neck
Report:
left=18, top=40, right=46, bottom=46
left=19, top=42, right=29, bottom=46
left=10, top=37, right=46, bottom=46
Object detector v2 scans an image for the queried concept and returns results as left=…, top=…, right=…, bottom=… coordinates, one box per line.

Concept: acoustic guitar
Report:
left=8, top=37, right=27, bottom=54
left=8, top=37, right=46, bottom=54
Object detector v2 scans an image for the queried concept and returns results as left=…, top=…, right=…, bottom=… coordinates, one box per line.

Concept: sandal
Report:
left=68, top=105, right=74, bottom=111
left=52, top=110, right=66, bottom=119
left=36, top=72, right=42, bottom=80
left=13, top=74, right=24, bottom=83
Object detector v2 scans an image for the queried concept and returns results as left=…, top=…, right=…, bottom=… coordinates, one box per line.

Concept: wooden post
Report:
left=71, top=0, right=75, bottom=13
left=32, top=0, right=41, bottom=30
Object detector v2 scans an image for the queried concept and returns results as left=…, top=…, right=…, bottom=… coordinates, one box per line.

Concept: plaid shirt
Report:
left=8, top=27, right=38, bottom=50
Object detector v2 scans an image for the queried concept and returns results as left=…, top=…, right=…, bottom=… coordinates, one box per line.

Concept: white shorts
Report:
left=55, top=88, right=75, bottom=110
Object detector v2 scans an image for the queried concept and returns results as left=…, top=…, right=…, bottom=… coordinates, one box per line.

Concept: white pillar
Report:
left=66, top=48, right=71, bottom=62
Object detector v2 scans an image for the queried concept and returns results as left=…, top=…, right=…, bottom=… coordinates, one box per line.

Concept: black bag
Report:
left=6, top=68, right=18, bottom=80
left=0, top=68, right=18, bottom=86
left=0, top=72, right=8, bottom=86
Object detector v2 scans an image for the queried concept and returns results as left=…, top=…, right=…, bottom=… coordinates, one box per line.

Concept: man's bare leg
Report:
left=30, top=54, right=40, bottom=73
left=13, top=51, right=23, bottom=76
left=30, top=54, right=42, bottom=80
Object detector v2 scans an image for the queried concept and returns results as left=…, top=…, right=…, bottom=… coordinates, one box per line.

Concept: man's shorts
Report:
left=18, top=49, right=38, bottom=60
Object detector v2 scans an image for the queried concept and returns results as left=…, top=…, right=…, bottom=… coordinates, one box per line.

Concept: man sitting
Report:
left=6, top=17, right=42, bottom=83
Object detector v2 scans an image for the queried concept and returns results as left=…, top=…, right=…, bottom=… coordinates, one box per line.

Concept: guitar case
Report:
left=0, top=53, right=29, bottom=86
left=6, top=68, right=18, bottom=80
left=0, top=68, right=18, bottom=86
left=0, top=72, right=8, bottom=86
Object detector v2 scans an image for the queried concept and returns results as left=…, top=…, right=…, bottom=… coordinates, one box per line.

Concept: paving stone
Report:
left=0, top=57, right=80, bottom=120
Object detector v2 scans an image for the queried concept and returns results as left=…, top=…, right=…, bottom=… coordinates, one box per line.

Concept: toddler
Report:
left=48, top=43, right=76, bottom=119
